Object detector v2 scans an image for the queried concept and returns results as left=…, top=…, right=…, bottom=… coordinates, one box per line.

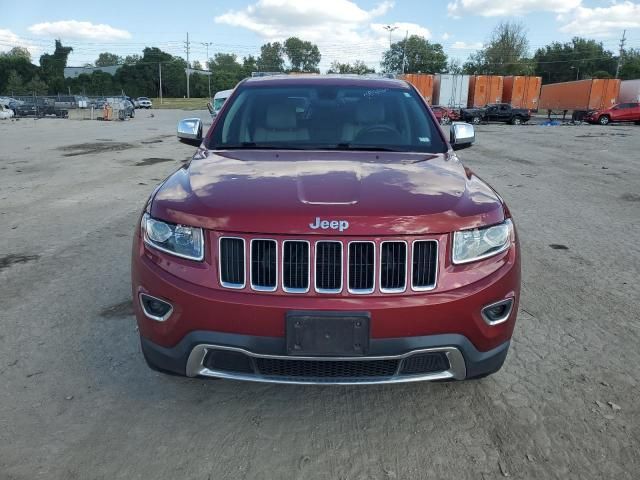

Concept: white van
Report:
left=209, top=89, right=233, bottom=117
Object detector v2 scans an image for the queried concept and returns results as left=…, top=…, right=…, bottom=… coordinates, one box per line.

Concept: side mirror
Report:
left=206, top=102, right=215, bottom=115
left=177, top=118, right=203, bottom=146
left=450, top=122, right=475, bottom=151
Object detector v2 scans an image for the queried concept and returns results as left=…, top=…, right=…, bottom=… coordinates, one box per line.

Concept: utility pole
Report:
left=201, top=42, right=213, bottom=98
left=615, top=29, right=627, bottom=79
left=158, top=62, right=163, bottom=105
left=184, top=32, right=191, bottom=98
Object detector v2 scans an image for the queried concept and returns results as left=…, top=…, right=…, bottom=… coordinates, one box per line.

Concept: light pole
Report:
left=570, top=65, right=579, bottom=81
left=383, top=25, right=398, bottom=48
left=201, top=42, right=213, bottom=98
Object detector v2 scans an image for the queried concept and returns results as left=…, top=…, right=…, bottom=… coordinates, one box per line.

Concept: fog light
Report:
left=139, top=293, right=173, bottom=322
left=481, top=298, right=514, bottom=326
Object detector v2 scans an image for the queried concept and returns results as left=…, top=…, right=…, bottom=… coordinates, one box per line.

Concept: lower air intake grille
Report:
left=380, top=242, right=407, bottom=291
left=255, top=358, right=399, bottom=378
left=283, top=241, right=309, bottom=292
left=251, top=239, right=277, bottom=290
left=400, top=352, right=449, bottom=375
left=348, top=242, right=375, bottom=293
left=315, top=241, right=342, bottom=292
left=219, top=238, right=245, bottom=288
left=412, top=240, right=438, bottom=290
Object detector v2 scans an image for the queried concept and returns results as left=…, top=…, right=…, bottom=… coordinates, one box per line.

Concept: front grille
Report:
left=400, top=352, right=449, bottom=375
left=219, top=238, right=245, bottom=288
left=255, top=358, right=399, bottom=378
left=282, top=241, right=309, bottom=292
left=315, top=241, right=342, bottom=292
left=380, top=242, right=407, bottom=292
left=348, top=242, right=375, bottom=293
left=218, top=236, right=439, bottom=294
left=412, top=241, right=438, bottom=290
left=251, top=239, right=277, bottom=291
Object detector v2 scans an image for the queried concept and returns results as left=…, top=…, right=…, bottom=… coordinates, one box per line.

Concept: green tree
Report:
left=39, top=40, right=73, bottom=94
left=24, top=74, right=48, bottom=95
left=533, top=37, right=616, bottom=83
left=381, top=35, right=447, bottom=74
left=618, top=48, right=640, bottom=80
left=242, top=55, right=258, bottom=77
left=5, top=70, right=24, bottom=94
left=463, top=22, right=531, bottom=75
left=327, top=60, right=375, bottom=74
left=0, top=48, right=39, bottom=93
left=257, top=42, right=285, bottom=72
left=3, top=46, right=31, bottom=62
left=95, top=52, right=122, bottom=67
left=283, top=37, right=321, bottom=72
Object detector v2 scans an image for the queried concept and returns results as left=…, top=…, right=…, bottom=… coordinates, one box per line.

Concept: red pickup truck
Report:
left=584, top=102, right=640, bottom=125
left=131, top=75, right=521, bottom=384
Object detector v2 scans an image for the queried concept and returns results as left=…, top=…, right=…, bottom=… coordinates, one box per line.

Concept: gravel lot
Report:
left=1, top=111, right=638, bottom=479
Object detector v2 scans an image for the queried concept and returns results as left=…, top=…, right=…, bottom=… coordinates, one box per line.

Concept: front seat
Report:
left=254, top=103, right=310, bottom=142
left=342, top=101, right=387, bottom=142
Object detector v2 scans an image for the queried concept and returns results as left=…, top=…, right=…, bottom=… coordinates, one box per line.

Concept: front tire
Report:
left=512, top=116, right=522, bottom=125
left=599, top=115, right=610, bottom=125
left=472, top=116, right=481, bottom=125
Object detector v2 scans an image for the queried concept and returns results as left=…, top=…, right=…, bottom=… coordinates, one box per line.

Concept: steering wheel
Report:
left=354, top=124, right=402, bottom=144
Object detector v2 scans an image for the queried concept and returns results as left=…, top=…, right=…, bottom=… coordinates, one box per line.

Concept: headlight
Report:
left=142, top=213, right=204, bottom=261
left=452, top=219, right=513, bottom=264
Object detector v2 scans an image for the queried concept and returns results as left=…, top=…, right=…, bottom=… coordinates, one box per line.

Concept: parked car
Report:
left=208, top=89, right=233, bottom=117
left=14, top=98, right=65, bottom=117
left=137, top=97, right=153, bottom=109
left=431, top=105, right=460, bottom=125
left=460, top=103, right=531, bottom=125
left=583, top=102, right=640, bottom=125
left=133, top=76, right=521, bottom=384
left=0, top=104, right=14, bottom=119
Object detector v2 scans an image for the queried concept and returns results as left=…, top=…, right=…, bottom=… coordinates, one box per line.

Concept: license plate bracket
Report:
left=285, top=311, right=370, bottom=357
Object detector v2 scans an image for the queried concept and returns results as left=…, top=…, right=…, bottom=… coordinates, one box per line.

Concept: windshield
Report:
left=208, top=84, right=446, bottom=153
left=213, top=97, right=228, bottom=111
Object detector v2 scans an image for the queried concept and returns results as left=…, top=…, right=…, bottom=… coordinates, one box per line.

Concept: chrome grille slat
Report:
left=218, top=236, right=438, bottom=294
left=251, top=239, right=277, bottom=291
left=380, top=241, right=407, bottom=292
left=348, top=242, right=375, bottom=294
left=315, top=241, right=342, bottom=293
left=412, top=240, right=438, bottom=291
left=219, top=237, right=245, bottom=288
left=283, top=240, right=310, bottom=293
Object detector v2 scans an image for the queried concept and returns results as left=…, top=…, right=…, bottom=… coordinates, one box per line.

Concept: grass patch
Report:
left=151, top=98, right=208, bottom=110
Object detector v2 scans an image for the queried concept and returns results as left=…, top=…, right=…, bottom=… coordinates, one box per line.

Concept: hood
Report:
left=151, top=150, right=505, bottom=235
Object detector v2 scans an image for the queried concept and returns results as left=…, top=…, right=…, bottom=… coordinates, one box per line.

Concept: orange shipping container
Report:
left=502, top=76, right=542, bottom=110
left=539, top=79, right=620, bottom=111
left=401, top=74, right=434, bottom=104
left=468, top=75, right=503, bottom=107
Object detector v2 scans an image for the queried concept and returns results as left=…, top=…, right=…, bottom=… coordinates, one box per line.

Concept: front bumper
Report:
left=141, top=331, right=510, bottom=384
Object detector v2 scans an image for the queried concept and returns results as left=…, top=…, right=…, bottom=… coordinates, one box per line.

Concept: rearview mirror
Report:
left=450, top=122, right=475, bottom=151
left=177, top=118, right=203, bottom=146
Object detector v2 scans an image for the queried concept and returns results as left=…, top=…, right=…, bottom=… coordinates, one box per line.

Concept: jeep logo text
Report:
left=309, top=217, right=349, bottom=232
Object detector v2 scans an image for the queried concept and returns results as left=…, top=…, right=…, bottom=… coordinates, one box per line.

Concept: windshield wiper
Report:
left=215, top=142, right=307, bottom=150
left=332, top=143, right=405, bottom=152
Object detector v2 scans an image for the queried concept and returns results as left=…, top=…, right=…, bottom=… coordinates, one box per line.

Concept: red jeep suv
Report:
left=131, top=75, right=520, bottom=384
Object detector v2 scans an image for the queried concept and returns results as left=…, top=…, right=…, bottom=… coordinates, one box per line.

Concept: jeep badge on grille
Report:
left=309, top=217, right=349, bottom=232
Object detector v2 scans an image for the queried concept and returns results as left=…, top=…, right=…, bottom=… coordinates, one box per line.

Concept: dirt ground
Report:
left=1, top=111, right=638, bottom=479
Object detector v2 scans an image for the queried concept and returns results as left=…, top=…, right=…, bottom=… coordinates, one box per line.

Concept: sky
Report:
left=1, top=0, right=639, bottom=70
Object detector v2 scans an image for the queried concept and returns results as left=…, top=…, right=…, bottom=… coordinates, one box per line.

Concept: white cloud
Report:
left=214, top=0, right=432, bottom=71
left=28, top=20, right=131, bottom=40
left=0, top=28, right=40, bottom=58
left=447, top=0, right=582, bottom=17
left=558, top=1, right=640, bottom=37
left=451, top=41, right=483, bottom=50
left=441, top=32, right=451, bottom=40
